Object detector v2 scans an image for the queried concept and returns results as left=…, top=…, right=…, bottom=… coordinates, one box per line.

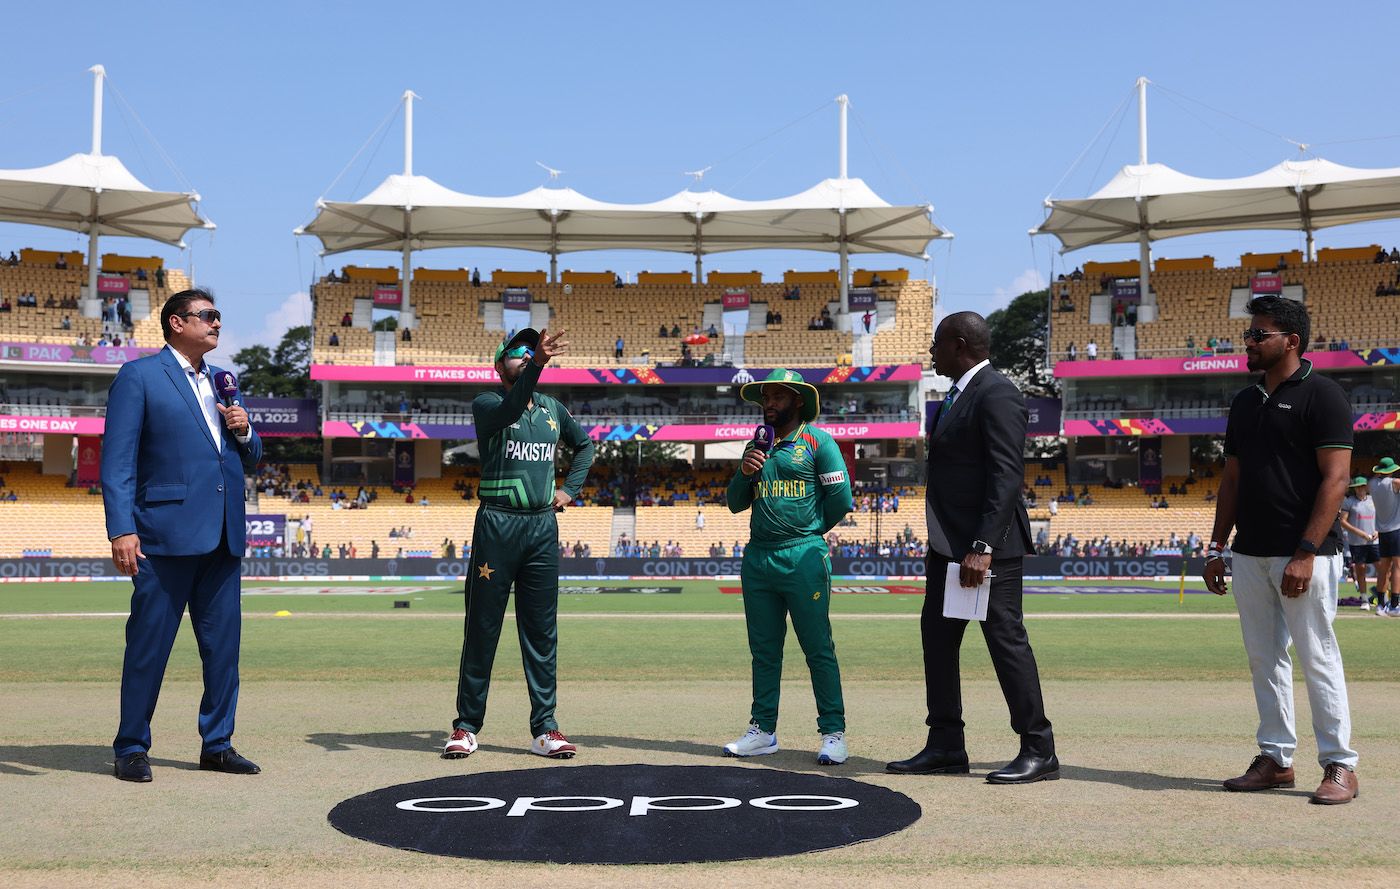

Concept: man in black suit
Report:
left=887, top=311, right=1057, bottom=783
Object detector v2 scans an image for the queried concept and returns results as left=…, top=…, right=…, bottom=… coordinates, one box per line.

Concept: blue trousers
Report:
left=113, top=546, right=243, bottom=757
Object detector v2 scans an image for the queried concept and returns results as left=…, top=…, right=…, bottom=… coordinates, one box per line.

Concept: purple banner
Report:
left=1111, top=281, right=1141, bottom=300
left=1138, top=437, right=1163, bottom=488
left=372, top=287, right=402, bottom=307
left=1026, top=397, right=1061, bottom=436
left=847, top=288, right=877, bottom=309
left=245, top=514, right=287, bottom=547
left=244, top=398, right=319, bottom=438
left=0, top=341, right=158, bottom=366
left=394, top=441, right=416, bottom=486
left=1251, top=272, right=1283, bottom=294
left=502, top=289, right=532, bottom=308
left=312, top=363, right=925, bottom=385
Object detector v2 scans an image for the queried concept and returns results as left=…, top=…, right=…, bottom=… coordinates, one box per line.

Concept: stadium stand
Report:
left=0, top=255, right=188, bottom=349
left=314, top=269, right=934, bottom=369
left=1050, top=250, right=1400, bottom=359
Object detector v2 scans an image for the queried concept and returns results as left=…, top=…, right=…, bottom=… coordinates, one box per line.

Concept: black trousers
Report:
left=922, top=556, right=1054, bottom=756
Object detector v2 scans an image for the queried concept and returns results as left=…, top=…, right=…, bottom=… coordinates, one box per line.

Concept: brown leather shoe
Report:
left=1222, top=754, right=1295, bottom=792
left=1310, top=763, right=1359, bottom=805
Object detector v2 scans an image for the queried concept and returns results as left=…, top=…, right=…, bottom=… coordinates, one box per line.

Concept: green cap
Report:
left=1374, top=457, right=1399, bottom=475
left=493, top=328, right=540, bottom=364
left=1350, top=476, right=1368, bottom=487
left=739, top=368, right=820, bottom=421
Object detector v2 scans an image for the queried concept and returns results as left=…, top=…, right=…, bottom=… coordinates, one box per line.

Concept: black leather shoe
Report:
left=198, top=747, right=261, bottom=775
left=114, top=751, right=152, bottom=783
left=886, top=747, right=970, bottom=775
left=986, top=752, right=1059, bottom=784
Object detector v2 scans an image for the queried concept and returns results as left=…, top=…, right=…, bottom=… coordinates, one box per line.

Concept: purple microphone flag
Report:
left=752, top=424, right=776, bottom=453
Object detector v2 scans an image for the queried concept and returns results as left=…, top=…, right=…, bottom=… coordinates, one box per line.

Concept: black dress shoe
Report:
left=986, top=752, right=1059, bottom=784
left=199, top=747, right=261, bottom=775
left=114, top=751, right=152, bottom=783
left=886, top=747, right=970, bottom=775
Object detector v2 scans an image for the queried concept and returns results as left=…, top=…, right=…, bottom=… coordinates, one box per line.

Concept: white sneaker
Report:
left=817, top=732, right=848, bottom=765
left=442, top=728, right=478, bottom=759
left=722, top=724, right=778, bottom=757
left=529, top=729, right=578, bottom=759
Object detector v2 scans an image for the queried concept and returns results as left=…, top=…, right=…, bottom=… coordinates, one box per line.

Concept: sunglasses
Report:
left=1241, top=328, right=1289, bottom=343
left=501, top=345, right=533, bottom=360
left=177, top=309, right=221, bottom=324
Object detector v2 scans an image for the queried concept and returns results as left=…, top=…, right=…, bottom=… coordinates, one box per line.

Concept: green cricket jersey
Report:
left=726, top=423, right=854, bottom=546
left=474, top=361, right=595, bottom=509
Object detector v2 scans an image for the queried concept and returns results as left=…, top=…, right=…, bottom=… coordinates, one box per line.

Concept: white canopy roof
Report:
left=297, top=175, right=947, bottom=259
left=1033, top=157, right=1400, bottom=252
left=0, top=152, right=213, bottom=246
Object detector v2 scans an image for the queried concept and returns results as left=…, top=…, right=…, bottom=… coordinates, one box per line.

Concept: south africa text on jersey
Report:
left=755, top=478, right=809, bottom=499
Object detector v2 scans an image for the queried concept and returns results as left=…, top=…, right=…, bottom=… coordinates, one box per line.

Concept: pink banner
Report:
left=0, top=415, right=106, bottom=435
left=1056, top=350, right=1370, bottom=379
left=76, top=436, right=102, bottom=484
left=1251, top=272, right=1282, bottom=294
left=312, top=363, right=925, bottom=385
left=721, top=290, right=750, bottom=309
left=372, top=287, right=402, bottom=307
left=640, top=421, right=921, bottom=441
left=97, top=275, right=129, bottom=294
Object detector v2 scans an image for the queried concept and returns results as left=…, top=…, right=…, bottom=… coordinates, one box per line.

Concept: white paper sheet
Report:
left=942, top=562, right=991, bottom=621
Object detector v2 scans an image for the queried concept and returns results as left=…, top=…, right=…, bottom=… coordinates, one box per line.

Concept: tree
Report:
left=986, top=290, right=1057, bottom=398
left=232, top=325, right=319, bottom=464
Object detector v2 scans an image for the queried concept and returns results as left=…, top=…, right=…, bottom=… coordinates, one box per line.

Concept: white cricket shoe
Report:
left=817, top=732, right=848, bottom=765
left=529, top=729, right=578, bottom=759
left=442, top=728, right=478, bottom=759
left=722, top=723, right=778, bottom=757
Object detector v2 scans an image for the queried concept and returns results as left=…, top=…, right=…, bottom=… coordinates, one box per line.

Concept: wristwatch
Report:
left=1296, top=538, right=1318, bottom=555
left=970, top=540, right=993, bottom=555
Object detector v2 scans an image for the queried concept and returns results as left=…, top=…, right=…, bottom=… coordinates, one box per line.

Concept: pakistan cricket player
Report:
left=723, top=368, right=854, bottom=764
left=444, top=327, right=595, bottom=760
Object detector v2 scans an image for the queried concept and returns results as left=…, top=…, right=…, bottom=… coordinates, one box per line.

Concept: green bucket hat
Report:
left=1374, top=457, right=1399, bottom=475
left=740, top=368, right=820, bottom=422
left=493, top=328, right=540, bottom=364
left=1350, top=476, right=1368, bottom=487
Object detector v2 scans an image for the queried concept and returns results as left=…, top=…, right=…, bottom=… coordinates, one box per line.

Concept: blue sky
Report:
left=2, top=1, right=1397, bottom=365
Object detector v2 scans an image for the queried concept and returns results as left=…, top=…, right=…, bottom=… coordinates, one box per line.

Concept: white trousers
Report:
left=1232, top=552, right=1357, bottom=769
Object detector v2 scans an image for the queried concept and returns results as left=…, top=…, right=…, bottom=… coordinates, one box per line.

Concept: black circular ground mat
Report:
left=329, top=763, right=921, bottom=864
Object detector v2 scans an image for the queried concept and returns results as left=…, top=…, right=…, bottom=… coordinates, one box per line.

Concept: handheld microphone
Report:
left=752, top=424, right=776, bottom=454
left=213, top=371, right=239, bottom=408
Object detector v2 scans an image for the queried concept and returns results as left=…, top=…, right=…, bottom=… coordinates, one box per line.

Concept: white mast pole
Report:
left=1136, top=77, right=1151, bottom=299
left=87, top=65, right=106, bottom=301
left=401, top=90, right=417, bottom=313
left=837, top=94, right=850, bottom=308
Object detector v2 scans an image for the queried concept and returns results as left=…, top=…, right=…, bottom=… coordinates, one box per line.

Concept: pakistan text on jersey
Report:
left=755, top=479, right=808, bottom=499
left=505, top=441, right=556, bottom=461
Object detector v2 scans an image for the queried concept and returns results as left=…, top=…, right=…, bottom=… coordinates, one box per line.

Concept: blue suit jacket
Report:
left=101, top=346, right=262, bottom=556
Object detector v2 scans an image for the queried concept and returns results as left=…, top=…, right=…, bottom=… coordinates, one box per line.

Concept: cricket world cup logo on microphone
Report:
left=214, top=371, right=239, bottom=406
left=752, top=424, right=776, bottom=453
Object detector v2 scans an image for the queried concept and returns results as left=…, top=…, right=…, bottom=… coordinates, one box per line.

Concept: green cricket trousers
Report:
left=454, top=503, right=561, bottom=736
left=741, top=535, right=846, bottom=735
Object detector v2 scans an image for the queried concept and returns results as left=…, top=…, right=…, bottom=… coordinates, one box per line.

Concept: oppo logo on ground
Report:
left=329, top=764, right=920, bottom=864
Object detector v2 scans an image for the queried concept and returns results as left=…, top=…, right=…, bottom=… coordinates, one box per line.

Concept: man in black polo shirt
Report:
left=1204, top=296, right=1358, bottom=805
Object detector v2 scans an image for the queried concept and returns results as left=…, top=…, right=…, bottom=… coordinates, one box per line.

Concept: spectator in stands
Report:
left=1207, top=335, right=1219, bottom=353
left=670, top=323, right=681, bottom=338
left=1112, top=347, right=1123, bottom=361
left=862, top=310, right=874, bottom=333
left=1086, top=340, right=1098, bottom=360
left=770, top=312, right=780, bottom=326
left=1391, top=247, right=1400, bottom=263
left=5, top=251, right=15, bottom=264
left=155, top=267, right=165, bottom=288
left=785, top=284, right=801, bottom=300
left=1066, top=342, right=1077, bottom=360
left=1070, top=266, right=1083, bottom=280
left=615, top=335, right=624, bottom=362
left=471, top=267, right=481, bottom=287
left=1186, top=335, right=1196, bottom=352
left=55, top=254, right=66, bottom=269
left=1375, top=248, right=1388, bottom=263
left=765, top=309, right=775, bottom=324
left=328, top=331, right=339, bottom=347
left=708, top=322, right=719, bottom=337
left=60, top=315, right=70, bottom=330
left=658, top=324, right=668, bottom=337
left=0, top=297, right=9, bottom=312
left=44, top=294, right=56, bottom=308
left=136, top=268, right=148, bottom=282
left=402, top=327, right=412, bottom=342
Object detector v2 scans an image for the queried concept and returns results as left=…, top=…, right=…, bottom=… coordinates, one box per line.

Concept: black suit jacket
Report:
left=926, top=365, right=1033, bottom=560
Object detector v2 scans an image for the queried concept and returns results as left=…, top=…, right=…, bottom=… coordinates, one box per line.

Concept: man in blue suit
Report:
left=102, top=289, right=263, bottom=782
